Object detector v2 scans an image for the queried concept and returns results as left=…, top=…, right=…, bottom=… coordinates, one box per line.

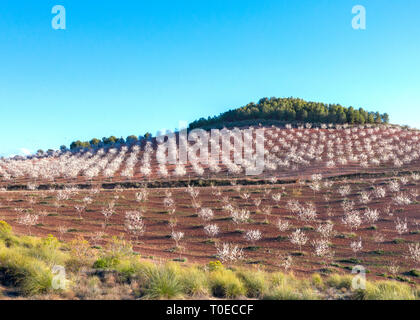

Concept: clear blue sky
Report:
left=1, top=0, right=419, bottom=156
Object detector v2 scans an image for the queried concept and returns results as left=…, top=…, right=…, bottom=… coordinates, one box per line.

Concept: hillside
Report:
left=0, top=124, right=419, bottom=188
left=65, top=97, right=389, bottom=151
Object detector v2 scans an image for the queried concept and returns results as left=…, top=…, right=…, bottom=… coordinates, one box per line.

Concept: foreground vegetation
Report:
left=0, top=221, right=418, bottom=300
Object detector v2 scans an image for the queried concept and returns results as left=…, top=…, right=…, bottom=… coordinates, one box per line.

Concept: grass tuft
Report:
left=209, top=269, right=245, bottom=298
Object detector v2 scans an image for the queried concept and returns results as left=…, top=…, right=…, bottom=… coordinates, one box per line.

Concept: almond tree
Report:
left=58, top=225, right=66, bottom=241
left=253, top=198, right=262, bottom=213
left=277, top=218, right=290, bottom=232
left=91, top=231, right=104, bottom=247
left=277, top=254, right=293, bottom=271
left=198, top=208, right=214, bottom=222
left=312, top=238, right=334, bottom=259
left=17, top=213, right=39, bottom=236
left=350, top=238, right=363, bottom=257
left=395, top=217, right=408, bottom=235
left=338, top=185, right=351, bottom=197
left=261, top=206, right=272, bottom=224
left=74, top=205, right=86, bottom=220
left=272, top=193, right=282, bottom=207
left=231, top=209, right=250, bottom=225
left=216, top=242, right=244, bottom=264
left=316, top=221, right=334, bottom=238
left=364, top=208, right=379, bottom=225
left=124, top=210, right=146, bottom=241
left=290, top=229, right=308, bottom=251
left=359, top=191, right=371, bottom=204
left=204, top=224, right=220, bottom=238
left=171, top=230, right=184, bottom=248
left=244, top=229, right=262, bottom=245
left=342, top=211, right=362, bottom=231
left=407, top=243, right=420, bottom=267
left=135, top=188, right=148, bottom=203
left=101, top=201, right=115, bottom=229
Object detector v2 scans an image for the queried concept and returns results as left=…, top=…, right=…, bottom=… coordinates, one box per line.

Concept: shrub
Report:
left=65, top=236, right=96, bottom=272
left=406, top=269, right=420, bottom=278
left=263, top=284, right=318, bottom=300
left=104, top=236, right=134, bottom=260
left=355, top=281, right=417, bottom=300
left=0, top=221, right=12, bottom=238
left=209, top=269, right=245, bottom=298
left=208, top=260, right=224, bottom=271
left=0, top=221, right=19, bottom=248
left=179, top=266, right=209, bottom=296
left=91, top=236, right=137, bottom=277
left=93, top=257, right=120, bottom=269
left=0, top=246, right=52, bottom=295
left=111, top=259, right=155, bottom=283
left=264, top=272, right=319, bottom=300
left=311, top=273, right=324, bottom=289
left=139, top=264, right=184, bottom=299
left=326, top=274, right=353, bottom=290
left=236, top=269, right=267, bottom=298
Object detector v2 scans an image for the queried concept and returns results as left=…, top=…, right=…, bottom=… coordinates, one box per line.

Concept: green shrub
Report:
left=326, top=274, right=353, bottom=290
left=0, top=221, right=12, bottom=238
left=27, top=235, right=69, bottom=266
left=208, top=260, right=224, bottom=271
left=111, top=258, right=157, bottom=284
left=406, top=270, right=420, bottom=278
left=65, top=236, right=97, bottom=272
left=93, top=256, right=120, bottom=269
left=0, top=246, right=52, bottom=295
left=264, top=272, right=319, bottom=300
left=179, top=266, right=209, bottom=296
left=236, top=269, right=267, bottom=298
left=356, top=281, right=417, bottom=300
left=311, top=273, right=324, bottom=289
left=263, top=284, right=318, bottom=300
left=104, top=236, right=134, bottom=260
left=209, top=269, right=245, bottom=298
left=140, top=264, right=184, bottom=299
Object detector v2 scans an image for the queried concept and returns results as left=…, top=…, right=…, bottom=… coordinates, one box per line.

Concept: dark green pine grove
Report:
left=188, top=97, right=389, bottom=130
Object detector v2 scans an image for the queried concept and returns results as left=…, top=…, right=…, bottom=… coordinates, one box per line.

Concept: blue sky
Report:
left=0, top=0, right=419, bottom=156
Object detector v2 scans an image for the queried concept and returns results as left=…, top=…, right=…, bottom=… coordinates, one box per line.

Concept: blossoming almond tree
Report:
left=244, top=229, right=262, bottom=245
left=350, top=238, right=363, bottom=257
left=204, top=224, right=219, bottom=239
left=124, top=210, right=146, bottom=242
left=198, top=208, right=214, bottom=222
left=290, top=229, right=308, bottom=252
left=407, top=243, right=420, bottom=267
left=17, top=213, right=39, bottom=236
left=216, top=242, right=244, bottom=264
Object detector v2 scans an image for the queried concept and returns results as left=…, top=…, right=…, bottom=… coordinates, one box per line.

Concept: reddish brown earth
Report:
left=1, top=173, right=419, bottom=284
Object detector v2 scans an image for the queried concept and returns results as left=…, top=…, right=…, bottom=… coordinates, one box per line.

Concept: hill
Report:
left=65, top=97, right=389, bottom=151
left=189, top=97, right=389, bottom=130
